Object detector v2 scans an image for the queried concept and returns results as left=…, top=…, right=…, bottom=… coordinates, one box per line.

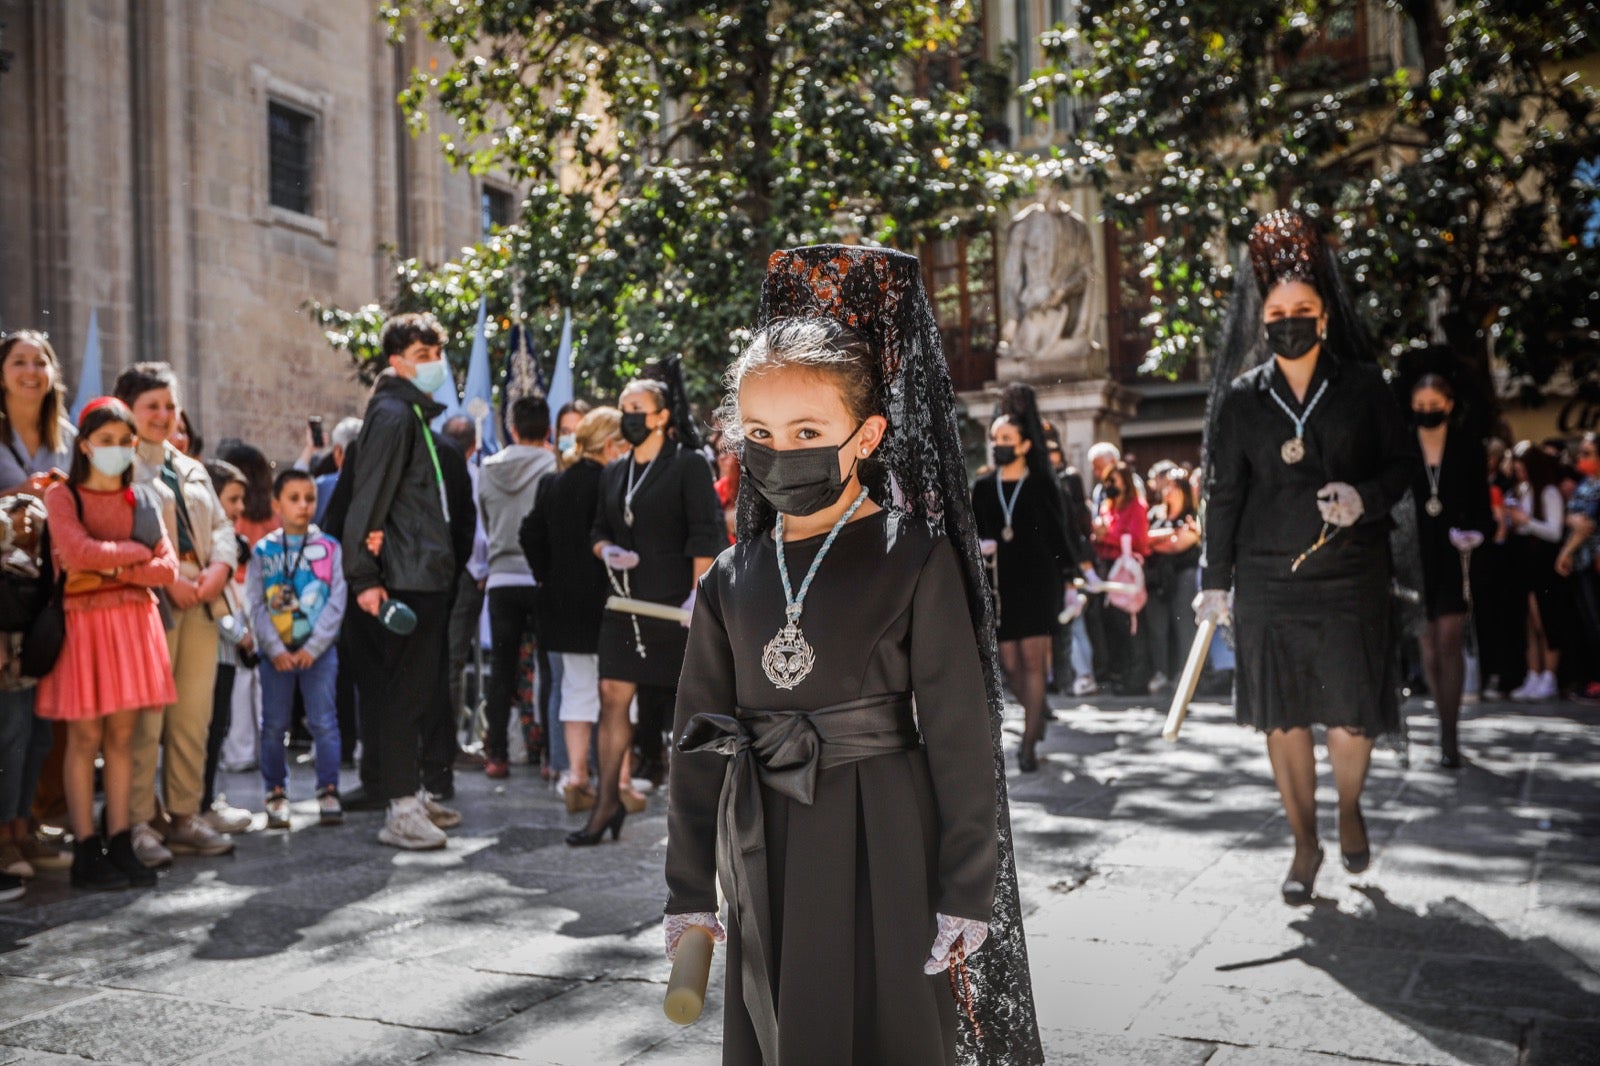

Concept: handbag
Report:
left=18, top=523, right=65, bottom=679
left=1107, top=533, right=1148, bottom=631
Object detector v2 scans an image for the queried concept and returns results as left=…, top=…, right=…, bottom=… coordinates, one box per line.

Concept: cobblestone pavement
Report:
left=0, top=691, right=1596, bottom=1065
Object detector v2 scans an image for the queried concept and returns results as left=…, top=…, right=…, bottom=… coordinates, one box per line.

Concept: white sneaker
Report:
left=1535, top=671, right=1559, bottom=700
left=1147, top=672, right=1171, bottom=695
left=131, top=823, right=173, bottom=868
left=1071, top=676, right=1099, bottom=697
left=379, top=797, right=447, bottom=850
left=418, top=790, right=461, bottom=829
left=204, top=797, right=253, bottom=835
left=165, top=814, right=235, bottom=856
left=1509, top=672, right=1542, bottom=701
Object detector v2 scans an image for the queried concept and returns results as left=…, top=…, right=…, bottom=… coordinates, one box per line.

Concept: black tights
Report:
left=1000, top=635, right=1053, bottom=754
left=1419, top=612, right=1467, bottom=758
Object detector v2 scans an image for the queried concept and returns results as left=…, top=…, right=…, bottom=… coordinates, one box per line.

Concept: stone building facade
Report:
left=0, top=0, right=517, bottom=458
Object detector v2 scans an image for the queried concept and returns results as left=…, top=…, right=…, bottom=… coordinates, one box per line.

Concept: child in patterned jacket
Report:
left=246, top=469, right=346, bottom=827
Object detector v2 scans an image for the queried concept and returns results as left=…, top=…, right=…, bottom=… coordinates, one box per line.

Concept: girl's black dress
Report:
left=590, top=441, right=725, bottom=687
left=971, top=473, right=1073, bottom=641
left=1203, top=357, right=1419, bottom=735
left=1411, top=432, right=1493, bottom=620
left=666, top=509, right=998, bottom=1065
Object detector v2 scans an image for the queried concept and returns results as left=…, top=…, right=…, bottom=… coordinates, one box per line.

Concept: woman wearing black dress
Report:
left=1197, top=209, right=1419, bottom=903
left=665, top=247, right=1043, bottom=1065
left=1408, top=373, right=1492, bottom=768
left=577, top=377, right=724, bottom=845
left=972, top=408, right=1077, bottom=773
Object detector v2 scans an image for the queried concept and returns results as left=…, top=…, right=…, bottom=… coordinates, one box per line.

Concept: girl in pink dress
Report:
left=36, top=398, right=178, bottom=890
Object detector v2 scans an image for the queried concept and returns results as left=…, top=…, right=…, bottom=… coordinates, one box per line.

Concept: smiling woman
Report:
left=0, top=331, right=76, bottom=496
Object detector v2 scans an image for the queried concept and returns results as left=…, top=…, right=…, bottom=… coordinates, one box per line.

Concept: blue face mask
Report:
left=90, top=446, right=135, bottom=478
left=410, top=359, right=449, bottom=396
left=558, top=434, right=576, bottom=453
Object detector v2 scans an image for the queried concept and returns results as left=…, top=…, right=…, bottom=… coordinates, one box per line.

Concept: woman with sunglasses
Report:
left=1196, top=210, right=1418, bottom=904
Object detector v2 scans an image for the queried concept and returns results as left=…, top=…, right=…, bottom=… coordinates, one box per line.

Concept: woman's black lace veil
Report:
left=736, top=245, right=1045, bottom=1066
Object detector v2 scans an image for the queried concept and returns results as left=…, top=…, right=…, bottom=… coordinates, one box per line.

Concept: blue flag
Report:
left=462, top=297, right=499, bottom=455
left=546, top=310, right=575, bottom=418
left=69, top=309, right=103, bottom=420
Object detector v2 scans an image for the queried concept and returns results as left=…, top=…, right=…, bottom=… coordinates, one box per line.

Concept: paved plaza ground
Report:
left=1, top=690, right=1596, bottom=1065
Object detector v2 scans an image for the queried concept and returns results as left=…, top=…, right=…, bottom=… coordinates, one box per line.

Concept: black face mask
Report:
left=1103, top=482, right=1121, bottom=500
left=1413, top=409, right=1449, bottom=429
left=1266, top=316, right=1322, bottom=360
left=992, top=444, right=1018, bottom=468
left=742, top=425, right=863, bottom=517
left=620, top=411, right=654, bottom=446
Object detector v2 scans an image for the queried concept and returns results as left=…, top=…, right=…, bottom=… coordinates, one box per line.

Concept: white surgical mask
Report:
left=410, top=359, right=449, bottom=395
left=90, top=446, right=135, bottom=478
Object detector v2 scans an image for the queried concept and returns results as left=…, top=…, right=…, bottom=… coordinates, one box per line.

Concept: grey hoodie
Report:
left=477, top=444, right=559, bottom=581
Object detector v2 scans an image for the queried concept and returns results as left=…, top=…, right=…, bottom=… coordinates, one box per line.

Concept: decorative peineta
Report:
left=1248, top=208, right=1326, bottom=295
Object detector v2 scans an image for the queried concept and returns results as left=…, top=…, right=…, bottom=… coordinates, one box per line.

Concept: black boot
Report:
left=106, top=830, right=158, bottom=888
left=70, top=835, right=131, bottom=891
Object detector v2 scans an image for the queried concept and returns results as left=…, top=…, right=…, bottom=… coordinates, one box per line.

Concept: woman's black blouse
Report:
left=1202, top=357, right=1419, bottom=590
left=589, top=440, right=726, bottom=605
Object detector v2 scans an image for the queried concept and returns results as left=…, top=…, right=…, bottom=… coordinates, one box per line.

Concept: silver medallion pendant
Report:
left=761, top=620, right=816, bottom=691
left=1002, top=526, right=1015, bottom=543
left=1281, top=437, right=1306, bottom=465
left=624, top=506, right=635, bottom=528
left=1425, top=495, right=1444, bottom=518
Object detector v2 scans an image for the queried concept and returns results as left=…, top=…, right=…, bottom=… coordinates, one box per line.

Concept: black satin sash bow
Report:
left=678, top=692, right=920, bottom=1066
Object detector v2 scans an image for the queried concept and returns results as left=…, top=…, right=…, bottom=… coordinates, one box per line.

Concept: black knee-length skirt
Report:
left=597, top=609, right=689, bottom=688
left=1232, top=530, right=1400, bottom=736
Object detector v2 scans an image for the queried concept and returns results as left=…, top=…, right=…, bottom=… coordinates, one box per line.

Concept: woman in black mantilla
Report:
left=1403, top=362, right=1492, bottom=769
left=664, top=247, right=1043, bottom=1065
left=972, top=383, right=1089, bottom=773
left=1196, top=209, right=1419, bottom=903
left=576, top=370, right=724, bottom=846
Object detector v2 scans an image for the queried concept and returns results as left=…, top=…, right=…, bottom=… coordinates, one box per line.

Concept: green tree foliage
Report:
left=316, top=1, right=1017, bottom=399
left=1034, top=0, right=1600, bottom=387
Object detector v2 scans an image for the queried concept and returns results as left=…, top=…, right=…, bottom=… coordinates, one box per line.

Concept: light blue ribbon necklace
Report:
left=763, top=488, right=869, bottom=690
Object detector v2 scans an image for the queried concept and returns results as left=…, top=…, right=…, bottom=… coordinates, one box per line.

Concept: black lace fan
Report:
left=740, top=244, right=1045, bottom=1066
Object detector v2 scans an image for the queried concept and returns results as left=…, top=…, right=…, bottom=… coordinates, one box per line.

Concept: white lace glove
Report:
left=601, top=545, right=641, bottom=571
left=664, top=912, right=727, bottom=961
left=1448, top=528, right=1484, bottom=552
left=1316, top=482, right=1364, bottom=527
left=979, top=539, right=998, bottom=558
left=1193, top=589, right=1231, bottom=627
left=923, top=914, right=989, bottom=975
left=679, top=590, right=696, bottom=628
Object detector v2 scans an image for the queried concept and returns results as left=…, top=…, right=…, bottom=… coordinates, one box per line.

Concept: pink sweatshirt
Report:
left=45, top=483, right=178, bottom=612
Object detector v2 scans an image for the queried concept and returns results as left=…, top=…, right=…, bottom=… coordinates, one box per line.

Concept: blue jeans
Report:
left=258, top=649, right=341, bottom=793
left=0, top=688, right=51, bottom=823
left=543, top=652, right=569, bottom=773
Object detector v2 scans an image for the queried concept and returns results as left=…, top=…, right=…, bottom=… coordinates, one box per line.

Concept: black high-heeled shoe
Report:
left=1341, top=805, right=1370, bottom=873
left=1281, top=846, right=1323, bottom=906
left=1017, top=741, right=1039, bottom=773
left=565, top=804, right=626, bottom=847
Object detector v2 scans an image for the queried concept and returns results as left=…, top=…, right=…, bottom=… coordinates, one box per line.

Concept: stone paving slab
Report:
left=0, top=694, right=1594, bottom=1064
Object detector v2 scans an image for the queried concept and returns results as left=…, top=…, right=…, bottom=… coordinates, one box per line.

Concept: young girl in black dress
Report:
left=1408, top=372, right=1492, bottom=768
left=665, top=247, right=1042, bottom=1065
left=972, top=395, right=1080, bottom=773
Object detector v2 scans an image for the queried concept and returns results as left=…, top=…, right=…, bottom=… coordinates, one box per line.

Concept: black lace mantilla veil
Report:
left=735, top=245, right=1045, bottom=1066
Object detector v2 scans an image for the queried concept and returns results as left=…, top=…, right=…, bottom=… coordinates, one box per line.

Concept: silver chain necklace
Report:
left=995, top=472, right=1026, bottom=542
left=1267, top=378, right=1330, bottom=465
left=623, top=450, right=659, bottom=527
left=762, top=488, right=869, bottom=690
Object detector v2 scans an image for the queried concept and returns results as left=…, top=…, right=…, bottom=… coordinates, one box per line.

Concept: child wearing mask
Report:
left=246, top=470, right=346, bottom=828
left=37, top=398, right=178, bottom=889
